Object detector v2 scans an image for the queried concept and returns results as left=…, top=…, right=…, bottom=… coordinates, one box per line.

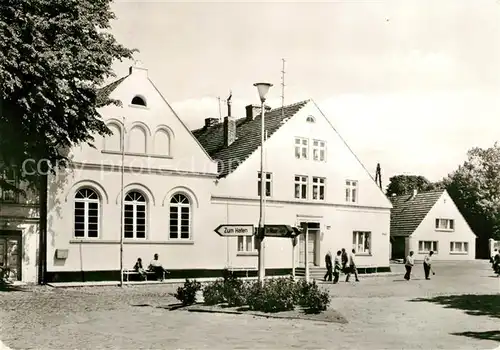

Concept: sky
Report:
left=109, top=0, right=500, bottom=187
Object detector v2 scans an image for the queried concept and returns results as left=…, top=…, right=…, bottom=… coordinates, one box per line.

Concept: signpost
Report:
left=263, top=224, right=294, bottom=237
left=214, top=224, right=254, bottom=237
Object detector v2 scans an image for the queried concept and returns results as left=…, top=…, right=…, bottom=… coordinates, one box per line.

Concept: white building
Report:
left=6, top=62, right=394, bottom=283
left=390, top=189, right=477, bottom=261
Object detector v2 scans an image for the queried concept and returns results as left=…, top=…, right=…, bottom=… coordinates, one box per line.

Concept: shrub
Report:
left=296, top=280, right=331, bottom=313
left=224, top=277, right=249, bottom=307
left=174, top=279, right=202, bottom=306
left=246, top=277, right=297, bottom=313
left=202, top=279, right=225, bottom=305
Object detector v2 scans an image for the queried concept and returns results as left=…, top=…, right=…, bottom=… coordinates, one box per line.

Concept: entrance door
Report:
left=0, top=233, right=22, bottom=281
left=298, top=222, right=319, bottom=266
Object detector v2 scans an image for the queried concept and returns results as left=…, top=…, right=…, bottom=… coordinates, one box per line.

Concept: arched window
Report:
left=169, top=194, right=190, bottom=239
left=74, top=188, right=99, bottom=238
left=105, top=123, right=122, bottom=151
left=128, top=126, right=147, bottom=153
left=124, top=191, right=147, bottom=239
left=306, top=115, right=316, bottom=123
left=131, top=95, right=147, bottom=107
left=154, top=129, right=170, bottom=156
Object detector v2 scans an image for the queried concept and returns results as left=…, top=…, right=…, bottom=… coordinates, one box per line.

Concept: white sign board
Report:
left=214, top=224, right=254, bottom=237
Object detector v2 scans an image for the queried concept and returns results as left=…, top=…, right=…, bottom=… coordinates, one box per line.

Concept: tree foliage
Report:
left=444, top=143, right=500, bottom=242
left=0, top=0, right=135, bottom=191
left=386, top=175, right=443, bottom=197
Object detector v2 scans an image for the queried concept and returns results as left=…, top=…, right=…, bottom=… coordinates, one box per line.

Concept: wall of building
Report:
left=409, top=191, right=476, bottom=261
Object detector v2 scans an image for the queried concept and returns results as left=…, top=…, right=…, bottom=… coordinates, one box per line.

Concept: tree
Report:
left=0, top=0, right=135, bottom=190
left=443, top=143, right=500, bottom=257
left=386, top=175, right=443, bottom=197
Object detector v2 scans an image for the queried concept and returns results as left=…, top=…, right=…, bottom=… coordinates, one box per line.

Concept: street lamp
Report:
left=254, top=82, right=272, bottom=285
left=119, top=116, right=125, bottom=287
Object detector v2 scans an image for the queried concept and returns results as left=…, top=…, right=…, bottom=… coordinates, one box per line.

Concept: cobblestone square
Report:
left=1, top=261, right=499, bottom=349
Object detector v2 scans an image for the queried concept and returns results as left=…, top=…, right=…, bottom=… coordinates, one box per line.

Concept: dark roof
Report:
left=96, top=76, right=128, bottom=106
left=192, top=100, right=309, bottom=177
left=389, top=189, right=444, bottom=237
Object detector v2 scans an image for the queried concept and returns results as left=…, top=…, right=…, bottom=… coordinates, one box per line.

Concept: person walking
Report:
left=333, top=250, right=342, bottom=284
left=404, top=251, right=414, bottom=280
left=423, top=251, right=434, bottom=280
left=324, top=250, right=333, bottom=282
left=345, top=249, right=360, bottom=282
left=341, top=248, right=348, bottom=273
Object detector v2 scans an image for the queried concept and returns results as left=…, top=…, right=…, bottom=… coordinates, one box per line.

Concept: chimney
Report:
left=411, top=189, right=418, bottom=198
left=245, top=104, right=272, bottom=122
left=129, top=60, right=148, bottom=78
left=227, top=91, right=232, bottom=117
left=204, top=117, right=218, bottom=129
left=223, top=116, right=236, bottom=147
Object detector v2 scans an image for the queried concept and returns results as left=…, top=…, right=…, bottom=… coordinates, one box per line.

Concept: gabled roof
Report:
left=389, top=189, right=445, bottom=237
left=96, top=76, right=128, bottom=106
left=192, top=100, right=309, bottom=177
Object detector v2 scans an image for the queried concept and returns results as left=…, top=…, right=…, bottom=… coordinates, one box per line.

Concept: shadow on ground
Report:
left=409, top=294, right=500, bottom=319
left=452, top=330, right=500, bottom=343
left=0, top=283, right=27, bottom=292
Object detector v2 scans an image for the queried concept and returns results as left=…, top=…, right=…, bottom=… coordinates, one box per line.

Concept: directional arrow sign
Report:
left=214, top=224, right=254, bottom=237
left=263, top=224, right=295, bottom=237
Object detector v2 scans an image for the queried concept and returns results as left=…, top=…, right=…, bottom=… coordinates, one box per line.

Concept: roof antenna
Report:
left=281, top=58, right=286, bottom=118
left=217, top=96, right=222, bottom=122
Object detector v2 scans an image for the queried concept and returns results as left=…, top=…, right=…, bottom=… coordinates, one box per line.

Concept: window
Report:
left=257, top=172, right=272, bottom=197
left=450, top=241, right=469, bottom=253
left=418, top=241, right=438, bottom=253
left=345, top=180, right=358, bottom=203
left=0, top=169, right=19, bottom=203
left=294, top=137, right=308, bottom=159
left=435, top=218, right=454, bottom=231
left=312, top=177, right=325, bottom=200
left=74, top=188, right=99, bottom=238
left=237, top=236, right=255, bottom=252
left=294, top=175, right=308, bottom=199
left=353, top=231, right=371, bottom=254
left=124, top=191, right=147, bottom=239
left=306, top=115, right=315, bottom=123
left=131, top=95, right=147, bottom=106
left=312, top=140, right=326, bottom=162
left=169, top=193, right=191, bottom=239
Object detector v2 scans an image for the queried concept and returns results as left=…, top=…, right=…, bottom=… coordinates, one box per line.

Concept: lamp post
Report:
left=254, top=82, right=272, bottom=285
left=119, top=116, right=125, bottom=287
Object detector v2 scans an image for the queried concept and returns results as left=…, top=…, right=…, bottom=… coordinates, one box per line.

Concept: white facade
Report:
left=407, top=191, right=476, bottom=260
left=42, top=63, right=393, bottom=282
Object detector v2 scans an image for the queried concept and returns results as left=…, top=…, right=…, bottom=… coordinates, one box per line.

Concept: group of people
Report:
left=404, top=250, right=435, bottom=280
left=324, top=248, right=360, bottom=283
left=133, top=253, right=170, bottom=281
left=490, top=249, right=500, bottom=275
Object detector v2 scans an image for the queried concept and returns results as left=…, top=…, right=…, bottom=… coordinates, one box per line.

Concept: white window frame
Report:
left=124, top=191, right=147, bottom=239
left=450, top=241, right=469, bottom=254
left=169, top=193, right=191, bottom=240
left=435, top=218, right=454, bottom=231
left=345, top=180, right=358, bottom=203
left=353, top=231, right=371, bottom=255
left=257, top=172, right=272, bottom=197
left=294, top=175, right=308, bottom=199
left=312, top=140, right=326, bottom=162
left=294, top=137, right=309, bottom=160
left=74, top=188, right=100, bottom=238
left=312, top=177, right=325, bottom=200
left=418, top=240, right=438, bottom=254
left=237, top=236, right=256, bottom=254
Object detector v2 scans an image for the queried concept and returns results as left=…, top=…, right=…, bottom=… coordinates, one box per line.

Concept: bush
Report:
left=174, top=279, right=202, bottom=306
left=296, top=280, right=331, bottom=313
left=224, top=276, right=249, bottom=307
left=247, top=277, right=297, bottom=313
left=202, top=279, right=225, bottom=305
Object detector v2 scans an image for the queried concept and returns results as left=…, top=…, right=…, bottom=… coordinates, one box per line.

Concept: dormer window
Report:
left=306, top=115, right=315, bottom=123
left=131, top=95, right=147, bottom=107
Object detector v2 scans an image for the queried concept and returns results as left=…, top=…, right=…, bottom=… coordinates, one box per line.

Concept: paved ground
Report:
left=0, top=261, right=499, bottom=349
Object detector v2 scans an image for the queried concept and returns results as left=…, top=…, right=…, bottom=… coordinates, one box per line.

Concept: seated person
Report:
left=133, top=257, right=147, bottom=280
left=148, top=253, right=169, bottom=281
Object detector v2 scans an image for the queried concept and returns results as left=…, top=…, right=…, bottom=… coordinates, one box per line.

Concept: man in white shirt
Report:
left=404, top=251, right=414, bottom=280
left=345, top=249, right=360, bottom=282
left=149, top=253, right=167, bottom=281
left=423, top=251, right=434, bottom=280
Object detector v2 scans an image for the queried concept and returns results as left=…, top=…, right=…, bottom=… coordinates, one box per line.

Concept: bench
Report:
left=227, top=267, right=257, bottom=278
left=123, top=269, right=165, bottom=282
